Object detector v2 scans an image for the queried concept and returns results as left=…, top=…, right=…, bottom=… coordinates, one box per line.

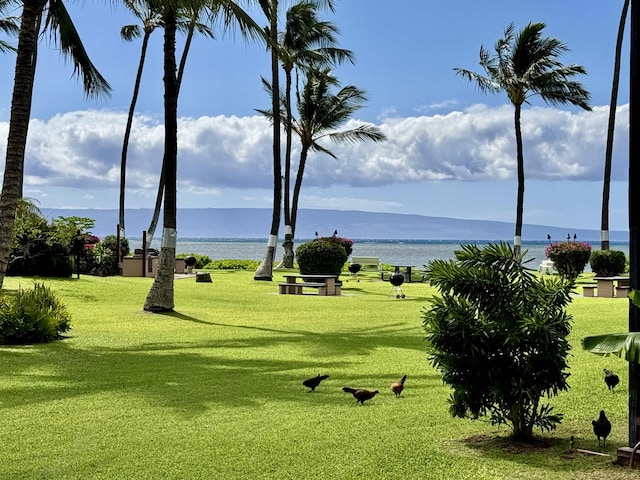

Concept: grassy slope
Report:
left=0, top=271, right=635, bottom=480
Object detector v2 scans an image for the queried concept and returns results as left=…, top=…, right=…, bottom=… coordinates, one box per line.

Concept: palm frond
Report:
left=44, top=0, right=111, bottom=98
left=120, top=24, right=142, bottom=41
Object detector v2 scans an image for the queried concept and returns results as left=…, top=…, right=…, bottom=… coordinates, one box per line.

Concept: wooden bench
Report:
left=582, top=285, right=596, bottom=297
left=350, top=256, right=381, bottom=272
left=278, top=282, right=333, bottom=295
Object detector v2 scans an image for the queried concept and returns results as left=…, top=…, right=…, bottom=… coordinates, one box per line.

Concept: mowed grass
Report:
left=0, top=269, right=636, bottom=479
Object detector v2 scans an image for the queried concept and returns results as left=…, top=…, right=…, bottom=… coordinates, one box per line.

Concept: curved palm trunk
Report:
left=513, top=103, right=525, bottom=256
left=144, top=6, right=178, bottom=312
left=290, top=144, right=309, bottom=242
left=145, top=21, right=196, bottom=247
left=0, top=1, right=44, bottom=290
left=278, top=66, right=295, bottom=269
left=602, top=0, right=630, bottom=250
left=254, top=2, right=282, bottom=281
left=119, top=31, right=152, bottom=250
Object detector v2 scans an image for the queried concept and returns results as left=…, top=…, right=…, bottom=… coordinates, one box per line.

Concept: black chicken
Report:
left=302, top=374, right=330, bottom=392
left=592, top=410, right=612, bottom=447
left=391, top=375, right=407, bottom=397
left=604, top=369, right=620, bottom=391
left=342, top=387, right=379, bottom=405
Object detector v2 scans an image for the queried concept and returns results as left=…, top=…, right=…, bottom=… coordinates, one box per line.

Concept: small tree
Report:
left=296, top=238, right=347, bottom=276
left=423, top=242, right=574, bottom=441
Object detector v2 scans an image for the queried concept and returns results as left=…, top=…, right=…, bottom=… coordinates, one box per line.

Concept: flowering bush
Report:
left=296, top=239, right=348, bottom=276
left=545, top=241, right=591, bottom=280
left=320, top=236, right=353, bottom=258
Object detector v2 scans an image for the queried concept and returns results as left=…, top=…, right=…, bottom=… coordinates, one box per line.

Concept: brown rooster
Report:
left=391, top=375, right=407, bottom=397
left=302, top=374, right=330, bottom=392
left=592, top=410, right=612, bottom=447
left=342, top=387, right=379, bottom=405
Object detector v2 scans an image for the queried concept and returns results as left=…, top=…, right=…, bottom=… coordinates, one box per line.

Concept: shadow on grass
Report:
left=0, top=312, right=432, bottom=416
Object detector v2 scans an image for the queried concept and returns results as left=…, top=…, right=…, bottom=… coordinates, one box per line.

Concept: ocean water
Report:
left=160, top=238, right=630, bottom=271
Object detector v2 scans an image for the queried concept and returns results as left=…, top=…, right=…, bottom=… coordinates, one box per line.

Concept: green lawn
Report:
left=0, top=270, right=636, bottom=479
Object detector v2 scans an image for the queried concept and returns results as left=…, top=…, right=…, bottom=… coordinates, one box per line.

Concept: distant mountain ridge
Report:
left=40, top=207, right=628, bottom=242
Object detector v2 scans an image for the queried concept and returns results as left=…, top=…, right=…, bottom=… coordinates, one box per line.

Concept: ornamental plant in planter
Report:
left=545, top=241, right=591, bottom=280
left=296, top=238, right=348, bottom=278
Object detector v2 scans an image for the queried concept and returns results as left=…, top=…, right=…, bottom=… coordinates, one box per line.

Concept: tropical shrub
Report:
left=545, top=241, right=591, bottom=280
left=589, top=249, right=626, bottom=277
left=296, top=239, right=347, bottom=276
left=89, top=235, right=130, bottom=276
left=0, top=282, right=71, bottom=344
left=319, top=236, right=353, bottom=258
left=204, top=259, right=260, bottom=270
left=422, top=242, right=573, bottom=441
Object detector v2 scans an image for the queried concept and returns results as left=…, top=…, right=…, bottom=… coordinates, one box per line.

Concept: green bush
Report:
left=0, top=282, right=71, bottom=344
left=319, top=236, right=353, bottom=257
left=423, top=242, right=573, bottom=441
left=589, top=249, right=626, bottom=277
left=296, top=239, right=348, bottom=276
left=177, top=253, right=212, bottom=269
left=545, top=241, right=591, bottom=280
left=205, top=259, right=260, bottom=270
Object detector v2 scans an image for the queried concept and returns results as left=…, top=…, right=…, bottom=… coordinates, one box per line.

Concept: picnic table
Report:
left=279, top=274, right=341, bottom=296
left=592, top=276, right=630, bottom=298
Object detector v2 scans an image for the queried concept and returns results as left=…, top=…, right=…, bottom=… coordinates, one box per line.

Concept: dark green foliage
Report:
left=544, top=241, right=592, bottom=280
left=0, top=282, right=71, bottom=344
left=296, top=239, right=347, bottom=276
left=422, top=242, right=573, bottom=440
left=589, top=249, right=626, bottom=277
left=176, top=253, right=212, bottom=269
left=319, top=236, right=353, bottom=257
left=205, top=259, right=260, bottom=270
left=89, top=235, right=130, bottom=276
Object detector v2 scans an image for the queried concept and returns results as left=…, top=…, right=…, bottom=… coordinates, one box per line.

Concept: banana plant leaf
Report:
left=581, top=333, right=640, bottom=363
left=581, top=288, right=640, bottom=363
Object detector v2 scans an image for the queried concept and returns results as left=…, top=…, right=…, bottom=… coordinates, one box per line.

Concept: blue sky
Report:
left=0, top=0, right=631, bottom=235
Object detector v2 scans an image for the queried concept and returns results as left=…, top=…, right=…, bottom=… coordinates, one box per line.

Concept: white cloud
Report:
left=0, top=103, right=626, bottom=198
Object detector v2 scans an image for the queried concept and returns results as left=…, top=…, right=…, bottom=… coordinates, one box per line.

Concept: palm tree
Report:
left=277, top=0, right=353, bottom=268
left=118, top=0, right=164, bottom=255
left=601, top=0, right=630, bottom=250
left=143, top=0, right=263, bottom=311
left=143, top=1, right=179, bottom=312
left=289, top=69, right=385, bottom=238
left=253, top=0, right=282, bottom=281
left=454, top=22, right=591, bottom=255
left=0, top=0, right=111, bottom=290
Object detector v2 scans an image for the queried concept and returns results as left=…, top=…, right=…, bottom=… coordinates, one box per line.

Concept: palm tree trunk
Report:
left=144, top=5, right=178, bottom=312
left=0, top=1, right=44, bottom=290
left=290, top=145, right=309, bottom=242
left=513, top=103, right=525, bottom=256
left=278, top=66, right=294, bottom=269
left=145, top=21, right=195, bottom=247
left=254, top=0, right=282, bottom=281
left=602, top=0, right=629, bottom=251
left=119, top=32, right=152, bottom=251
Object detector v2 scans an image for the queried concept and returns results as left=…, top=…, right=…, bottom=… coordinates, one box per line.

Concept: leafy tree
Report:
left=0, top=0, right=111, bottom=290
left=454, top=22, right=591, bottom=255
left=423, top=242, right=574, bottom=440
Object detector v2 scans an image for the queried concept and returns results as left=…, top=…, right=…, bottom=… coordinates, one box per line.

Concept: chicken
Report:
left=302, top=374, right=330, bottom=392
left=592, top=410, right=612, bottom=447
left=604, top=369, right=620, bottom=391
left=391, top=375, right=407, bottom=397
left=342, top=387, right=379, bottom=405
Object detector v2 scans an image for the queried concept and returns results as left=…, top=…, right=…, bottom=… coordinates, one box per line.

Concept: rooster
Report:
left=302, top=374, right=330, bottom=392
left=342, top=387, right=379, bottom=405
left=592, top=410, right=612, bottom=447
left=604, top=369, right=619, bottom=391
left=391, top=375, right=407, bottom=397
